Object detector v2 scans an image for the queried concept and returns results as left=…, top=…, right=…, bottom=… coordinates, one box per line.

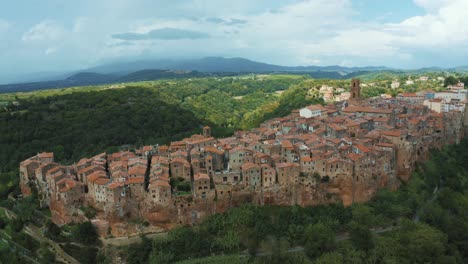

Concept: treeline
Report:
left=120, top=138, right=468, bottom=263
left=444, top=75, right=468, bottom=87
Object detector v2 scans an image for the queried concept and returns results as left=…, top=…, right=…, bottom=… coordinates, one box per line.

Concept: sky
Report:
left=1, top=0, right=468, bottom=82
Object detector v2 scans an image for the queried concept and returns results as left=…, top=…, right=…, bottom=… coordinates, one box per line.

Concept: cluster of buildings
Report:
left=394, top=82, right=466, bottom=113
left=19, top=79, right=467, bottom=231
left=319, top=85, right=350, bottom=102
left=392, top=76, right=446, bottom=89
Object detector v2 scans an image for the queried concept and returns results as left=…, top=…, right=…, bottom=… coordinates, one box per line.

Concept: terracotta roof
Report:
left=276, top=162, right=299, bottom=169
left=373, top=117, right=389, bottom=123
left=128, top=166, right=147, bottom=176
left=304, top=105, right=326, bottom=111
left=280, top=140, right=294, bottom=149
left=354, top=144, right=371, bottom=153
left=107, top=182, right=124, bottom=190
left=171, top=157, right=190, bottom=166
left=152, top=155, right=170, bottom=164
left=328, top=123, right=347, bottom=131
left=327, top=138, right=341, bottom=144
left=150, top=179, right=171, bottom=188
left=158, top=145, right=169, bottom=151
left=95, top=178, right=110, bottom=186
left=38, top=152, right=54, bottom=159
left=242, top=162, right=260, bottom=170
left=377, top=143, right=394, bottom=148
left=380, top=130, right=403, bottom=137
left=142, top=146, right=153, bottom=152
left=88, top=171, right=107, bottom=183
left=328, top=158, right=348, bottom=164
left=343, top=106, right=393, bottom=114
left=21, top=159, right=39, bottom=166
left=58, top=179, right=81, bottom=193
left=346, top=153, right=363, bottom=161
left=77, top=158, right=90, bottom=166
left=46, top=166, right=62, bottom=176
left=77, top=165, right=101, bottom=175
left=205, top=146, right=224, bottom=155
left=344, top=119, right=360, bottom=127
left=185, top=136, right=215, bottom=145
left=194, top=173, right=210, bottom=181
left=126, top=176, right=145, bottom=184
left=171, top=140, right=187, bottom=146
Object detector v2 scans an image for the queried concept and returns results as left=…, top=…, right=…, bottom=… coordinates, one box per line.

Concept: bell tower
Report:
left=350, top=78, right=361, bottom=100
left=202, top=126, right=211, bottom=137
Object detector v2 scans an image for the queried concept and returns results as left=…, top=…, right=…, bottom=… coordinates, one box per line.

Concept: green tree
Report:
left=314, top=252, right=343, bottom=264
left=349, top=222, right=374, bottom=251
left=71, top=221, right=98, bottom=245
left=444, top=76, right=458, bottom=87
left=303, top=223, right=336, bottom=259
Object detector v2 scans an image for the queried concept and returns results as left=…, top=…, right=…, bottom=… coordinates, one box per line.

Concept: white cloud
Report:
left=22, top=20, right=66, bottom=43
left=385, top=0, right=468, bottom=49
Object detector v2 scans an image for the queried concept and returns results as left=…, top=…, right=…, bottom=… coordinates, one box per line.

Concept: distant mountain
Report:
left=117, top=69, right=205, bottom=82
left=87, top=57, right=391, bottom=74
left=0, top=72, right=117, bottom=93
left=66, top=72, right=118, bottom=83
left=2, top=56, right=467, bottom=94
left=0, top=70, right=225, bottom=93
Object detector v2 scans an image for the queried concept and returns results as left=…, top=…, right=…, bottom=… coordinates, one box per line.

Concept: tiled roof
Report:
left=242, top=162, right=260, bottom=170
left=126, top=176, right=145, bottom=185
left=343, top=106, right=393, bottom=114
left=194, top=173, right=210, bottom=181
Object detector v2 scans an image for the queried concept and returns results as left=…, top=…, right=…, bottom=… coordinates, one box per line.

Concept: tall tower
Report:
left=202, top=126, right=211, bottom=137
left=350, top=78, right=361, bottom=100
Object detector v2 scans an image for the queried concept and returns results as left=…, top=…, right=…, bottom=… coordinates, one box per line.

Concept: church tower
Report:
left=202, top=126, right=211, bottom=137
left=350, top=78, right=361, bottom=100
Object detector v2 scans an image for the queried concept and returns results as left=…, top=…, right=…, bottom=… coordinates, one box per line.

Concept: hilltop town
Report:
left=19, top=79, right=467, bottom=237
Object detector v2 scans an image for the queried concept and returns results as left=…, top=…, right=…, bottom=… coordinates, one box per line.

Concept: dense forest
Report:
left=117, top=138, right=468, bottom=263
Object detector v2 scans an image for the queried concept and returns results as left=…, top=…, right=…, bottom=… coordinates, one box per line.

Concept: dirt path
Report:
left=100, top=231, right=168, bottom=246
left=24, top=224, right=80, bottom=264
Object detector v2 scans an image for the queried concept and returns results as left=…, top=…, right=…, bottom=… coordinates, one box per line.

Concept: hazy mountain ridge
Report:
left=1, top=57, right=467, bottom=93
left=87, top=57, right=391, bottom=74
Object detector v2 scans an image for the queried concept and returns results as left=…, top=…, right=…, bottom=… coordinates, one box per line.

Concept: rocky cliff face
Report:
left=50, top=198, right=86, bottom=225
